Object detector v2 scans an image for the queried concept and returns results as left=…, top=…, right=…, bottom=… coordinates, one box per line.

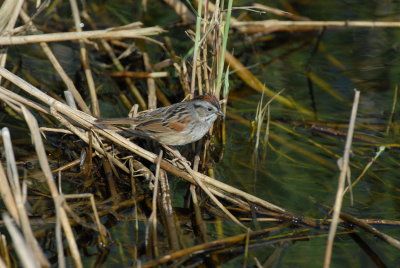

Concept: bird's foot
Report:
left=162, top=145, right=191, bottom=167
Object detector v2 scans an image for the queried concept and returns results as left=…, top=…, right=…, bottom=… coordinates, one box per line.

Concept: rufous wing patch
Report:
left=166, top=121, right=185, bottom=132
left=137, top=121, right=165, bottom=133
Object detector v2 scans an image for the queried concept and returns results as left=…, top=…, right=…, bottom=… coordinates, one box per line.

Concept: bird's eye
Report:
left=207, top=107, right=212, bottom=112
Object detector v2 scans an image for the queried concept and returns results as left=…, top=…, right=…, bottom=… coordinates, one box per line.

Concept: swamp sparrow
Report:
left=96, top=94, right=224, bottom=146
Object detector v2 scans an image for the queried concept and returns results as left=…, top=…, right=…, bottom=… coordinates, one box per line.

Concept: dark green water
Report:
left=216, top=1, right=400, bottom=267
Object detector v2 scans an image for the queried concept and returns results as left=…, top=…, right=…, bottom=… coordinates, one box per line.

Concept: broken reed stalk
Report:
left=110, top=71, right=168, bottom=78
left=323, top=90, right=360, bottom=268
left=143, top=52, right=157, bottom=109
left=158, top=170, right=180, bottom=251
left=231, top=20, right=400, bottom=34
left=0, top=26, right=165, bottom=45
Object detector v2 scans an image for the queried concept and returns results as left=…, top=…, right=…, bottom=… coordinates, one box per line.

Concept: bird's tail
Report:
left=95, top=118, right=137, bottom=125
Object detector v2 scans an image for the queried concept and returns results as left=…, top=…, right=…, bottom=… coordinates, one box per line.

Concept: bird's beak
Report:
left=217, top=110, right=225, bottom=117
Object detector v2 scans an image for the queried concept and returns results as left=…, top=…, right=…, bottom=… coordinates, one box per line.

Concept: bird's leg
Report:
left=162, top=145, right=191, bottom=167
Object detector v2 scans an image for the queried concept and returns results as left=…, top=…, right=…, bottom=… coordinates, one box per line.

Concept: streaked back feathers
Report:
left=95, top=94, right=223, bottom=145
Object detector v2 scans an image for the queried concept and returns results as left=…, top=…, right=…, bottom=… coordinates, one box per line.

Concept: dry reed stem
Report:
left=190, top=156, right=209, bottom=242
left=323, top=90, right=360, bottom=268
left=1, top=128, right=50, bottom=267
left=64, top=194, right=108, bottom=245
left=161, top=0, right=195, bottom=24
left=0, top=256, right=6, bottom=268
left=0, top=0, right=23, bottom=84
left=148, top=151, right=163, bottom=258
left=111, top=71, right=168, bottom=78
left=254, top=257, right=263, bottom=268
left=19, top=10, right=91, bottom=115
left=190, top=0, right=203, bottom=97
left=143, top=53, right=157, bottom=109
left=20, top=106, right=83, bottom=268
left=143, top=225, right=284, bottom=267
left=215, top=0, right=232, bottom=95
left=190, top=184, right=209, bottom=242
left=102, top=159, right=120, bottom=201
left=201, top=4, right=211, bottom=94
left=50, top=157, right=85, bottom=173
left=0, top=162, right=19, bottom=224
left=0, top=235, right=10, bottom=267
left=0, top=86, right=49, bottom=114
left=329, top=209, right=400, bottom=249
left=128, top=160, right=140, bottom=262
left=251, top=3, right=309, bottom=21
left=324, top=206, right=400, bottom=249
left=231, top=20, right=400, bottom=34
left=0, top=0, right=21, bottom=33
left=197, top=0, right=238, bottom=24
left=0, top=93, right=21, bottom=113
left=69, top=0, right=99, bottom=116
left=159, top=170, right=180, bottom=250
left=243, top=228, right=251, bottom=267
left=0, top=26, right=165, bottom=45
left=40, top=127, right=73, bottom=134
left=2, top=214, right=40, bottom=268
left=54, top=195, right=66, bottom=268
left=64, top=90, right=77, bottom=109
